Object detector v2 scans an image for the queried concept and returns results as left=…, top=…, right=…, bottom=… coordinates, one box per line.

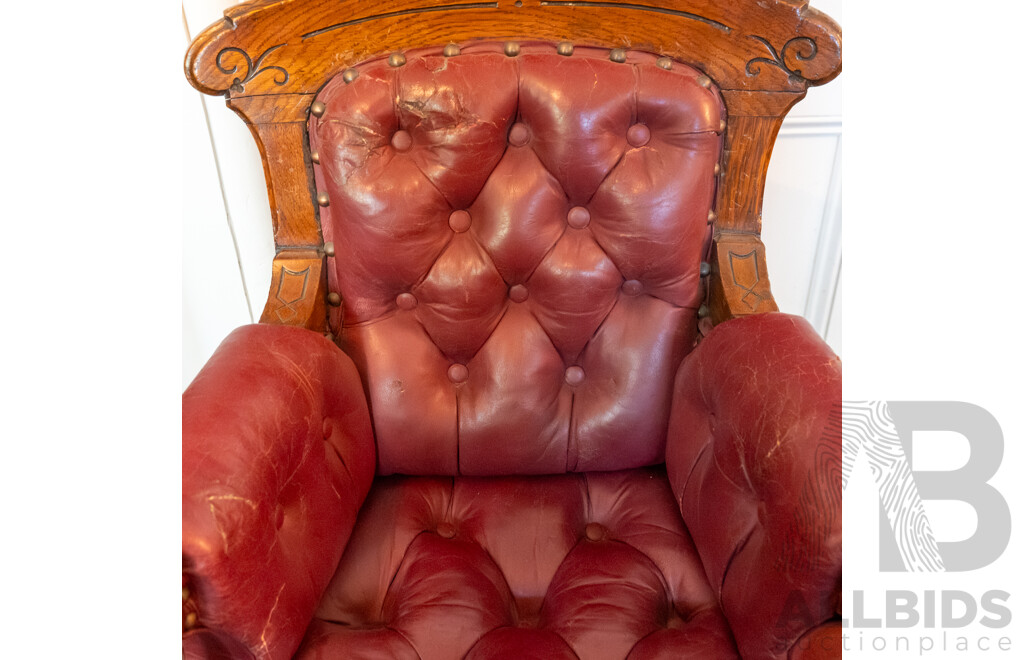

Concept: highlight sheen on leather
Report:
left=309, top=43, right=725, bottom=476
left=302, top=468, right=738, bottom=659
left=184, top=32, right=842, bottom=660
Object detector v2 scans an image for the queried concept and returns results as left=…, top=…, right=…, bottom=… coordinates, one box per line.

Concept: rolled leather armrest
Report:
left=183, top=324, right=376, bottom=660
left=665, top=313, right=841, bottom=660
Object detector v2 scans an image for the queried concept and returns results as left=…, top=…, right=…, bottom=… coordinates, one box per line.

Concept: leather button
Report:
left=396, top=292, right=417, bottom=310
left=565, top=366, right=585, bottom=386
left=626, top=123, right=651, bottom=147
left=509, top=284, right=529, bottom=302
left=391, top=129, right=412, bottom=151
left=622, top=279, right=643, bottom=296
left=449, top=210, right=472, bottom=233
left=436, top=522, right=456, bottom=539
left=448, top=363, right=469, bottom=384
left=585, top=522, right=606, bottom=541
left=508, top=122, right=530, bottom=146
left=567, top=206, right=590, bottom=229
left=322, top=417, right=333, bottom=439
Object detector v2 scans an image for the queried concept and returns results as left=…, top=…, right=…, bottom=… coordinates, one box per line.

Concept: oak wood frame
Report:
left=185, top=0, right=841, bottom=330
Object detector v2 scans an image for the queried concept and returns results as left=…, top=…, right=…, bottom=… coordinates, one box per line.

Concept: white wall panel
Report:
left=182, top=0, right=238, bottom=38
left=184, top=2, right=276, bottom=324
left=761, top=0, right=843, bottom=354
left=183, top=2, right=276, bottom=389
left=802, top=138, right=842, bottom=333
left=825, top=267, right=842, bottom=355
left=197, top=95, right=275, bottom=319
left=761, top=131, right=841, bottom=317
left=182, top=19, right=253, bottom=389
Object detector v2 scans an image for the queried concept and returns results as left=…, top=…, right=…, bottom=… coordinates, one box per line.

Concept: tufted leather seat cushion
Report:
left=296, top=466, right=738, bottom=659
left=310, top=42, right=724, bottom=476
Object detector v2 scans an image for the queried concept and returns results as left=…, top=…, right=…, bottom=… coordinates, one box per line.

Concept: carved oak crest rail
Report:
left=185, top=0, right=841, bottom=330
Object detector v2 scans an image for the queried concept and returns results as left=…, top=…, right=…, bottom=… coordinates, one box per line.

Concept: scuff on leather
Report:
left=259, top=583, right=286, bottom=658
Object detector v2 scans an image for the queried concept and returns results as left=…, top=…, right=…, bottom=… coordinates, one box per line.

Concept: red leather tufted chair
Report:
left=183, top=2, right=841, bottom=659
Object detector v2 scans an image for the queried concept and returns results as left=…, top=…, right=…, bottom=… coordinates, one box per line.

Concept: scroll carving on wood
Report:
left=186, top=0, right=842, bottom=98
left=745, top=35, right=823, bottom=85
left=214, top=45, right=289, bottom=94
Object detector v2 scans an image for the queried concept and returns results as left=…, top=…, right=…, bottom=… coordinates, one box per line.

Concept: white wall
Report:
left=761, top=0, right=843, bottom=357
left=182, top=2, right=275, bottom=388
left=181, top=0, right=844, bottom=388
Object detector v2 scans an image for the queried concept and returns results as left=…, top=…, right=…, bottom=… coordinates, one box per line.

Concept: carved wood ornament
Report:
left=185, top=0, right=841, bottom=330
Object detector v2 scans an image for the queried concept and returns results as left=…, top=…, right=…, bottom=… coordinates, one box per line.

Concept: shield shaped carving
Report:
left=728, top=250, right=764, bottom=310
left=273, top=266, right=310, bottom=321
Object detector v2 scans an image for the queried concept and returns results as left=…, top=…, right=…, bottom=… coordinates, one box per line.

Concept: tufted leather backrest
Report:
left=309, top=42, right=724, bottom=476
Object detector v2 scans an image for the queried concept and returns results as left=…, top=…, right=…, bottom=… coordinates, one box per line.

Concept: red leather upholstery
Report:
left=183, top=325, right=376, bottom=660
left=309, top=43, right=723, bottom=476
left=183, top=41, right=842, bottom=660
left=667, top=313, right=842, bottom=659
left=297, top=468, right=738, bottom=659
left=182, top=314, right=840, bottom=659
